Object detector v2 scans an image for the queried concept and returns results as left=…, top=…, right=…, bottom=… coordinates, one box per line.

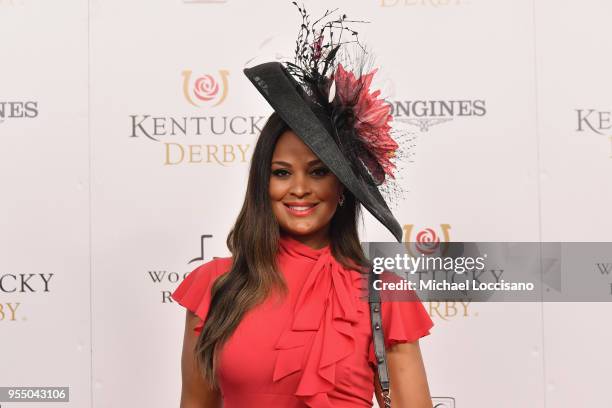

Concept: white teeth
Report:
left=287, top=205, right=314, bottom=211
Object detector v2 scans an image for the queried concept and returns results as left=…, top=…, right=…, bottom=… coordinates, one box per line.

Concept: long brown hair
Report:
left=195, top=112, right=371, bottom=387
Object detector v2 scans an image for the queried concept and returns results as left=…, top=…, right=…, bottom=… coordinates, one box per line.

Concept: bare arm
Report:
left=373, top=340, right=432, bottom=408
left=179, top=310, right=222, bottom=408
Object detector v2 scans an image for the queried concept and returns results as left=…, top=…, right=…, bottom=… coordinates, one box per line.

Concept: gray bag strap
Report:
left=368, top=268, right=391, bottom=407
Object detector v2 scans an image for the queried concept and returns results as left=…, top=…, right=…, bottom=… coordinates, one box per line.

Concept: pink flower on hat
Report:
left=333, top=63, right=398, bottom=183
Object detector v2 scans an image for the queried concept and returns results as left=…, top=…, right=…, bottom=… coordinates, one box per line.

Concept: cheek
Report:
left=268, top=179, right=284, bottom=201
left=268, top=180, right=288, bottom=220
left=312, top=179, right=341, bottom=218
left=316, top=178, right=341, bottom=200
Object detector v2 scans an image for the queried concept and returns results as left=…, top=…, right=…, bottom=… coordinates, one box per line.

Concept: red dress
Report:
left=171, top=234, right=434, bottom=407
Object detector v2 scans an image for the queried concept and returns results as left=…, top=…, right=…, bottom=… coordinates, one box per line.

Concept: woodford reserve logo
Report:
left=576, top=108, right=612, bottom=158
left=389, top=99, right=487, bottom=132
left=129, top=69, right=266, bottom=166
left=149, top=234, right=214, bottom=304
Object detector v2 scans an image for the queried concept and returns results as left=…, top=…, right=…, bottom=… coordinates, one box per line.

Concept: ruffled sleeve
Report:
left=368, top=271, right=434, bottom=366
left=171, top=258, right=226, bottom=334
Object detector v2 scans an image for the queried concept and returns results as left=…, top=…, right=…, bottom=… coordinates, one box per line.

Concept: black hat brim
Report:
left=243, top=62, right=402, bottom=242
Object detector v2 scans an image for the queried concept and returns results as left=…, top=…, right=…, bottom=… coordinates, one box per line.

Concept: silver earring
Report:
left=338, top=193, right=345, bottom=207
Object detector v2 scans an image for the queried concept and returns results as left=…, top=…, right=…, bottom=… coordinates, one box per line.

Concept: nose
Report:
left=289, top=171, right=311, bottom=198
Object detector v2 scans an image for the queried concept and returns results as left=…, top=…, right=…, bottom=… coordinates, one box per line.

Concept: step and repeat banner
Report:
left=1, top=0, right=611, bottom=407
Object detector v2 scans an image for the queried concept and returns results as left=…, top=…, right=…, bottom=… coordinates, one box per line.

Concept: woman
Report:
left=172, top=6, right=434, bottom=407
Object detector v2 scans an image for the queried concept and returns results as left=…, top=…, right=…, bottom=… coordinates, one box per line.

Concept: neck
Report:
left=281, top=228, right=330, bottom=250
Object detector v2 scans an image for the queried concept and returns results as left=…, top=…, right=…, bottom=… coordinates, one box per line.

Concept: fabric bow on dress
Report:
left=272, top=236, right=367, bottom=408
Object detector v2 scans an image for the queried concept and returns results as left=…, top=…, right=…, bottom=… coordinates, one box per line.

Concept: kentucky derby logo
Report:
left=403, top=223, right=451, bottom=256
left=182, top=69, right=229, bottom=107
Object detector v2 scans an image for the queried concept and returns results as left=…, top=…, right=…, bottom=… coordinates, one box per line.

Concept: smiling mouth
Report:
left=283, top=203, right=319, bottom=216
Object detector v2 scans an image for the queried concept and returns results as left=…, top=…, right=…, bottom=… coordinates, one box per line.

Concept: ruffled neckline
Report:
left=278, top=233, right=331, bottom=262
left=274, top=233, right=366, bottom=407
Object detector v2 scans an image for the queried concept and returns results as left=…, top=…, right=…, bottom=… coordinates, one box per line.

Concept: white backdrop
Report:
left=1, top=0, right=611, bottom=407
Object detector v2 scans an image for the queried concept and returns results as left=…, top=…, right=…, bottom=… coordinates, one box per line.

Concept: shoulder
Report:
left=189, top=256, right=232, bottom=282
left=171, top=256, right=233, bottom=324
left=212, top=256, right=233, bottom=273
left=173, top=256, right=233, bottom=300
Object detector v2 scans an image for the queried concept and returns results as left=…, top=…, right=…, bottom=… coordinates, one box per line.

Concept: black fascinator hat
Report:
left=244, top=3, right=406, bottom=242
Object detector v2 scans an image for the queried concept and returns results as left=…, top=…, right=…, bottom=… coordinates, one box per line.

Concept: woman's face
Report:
left=269, top=130, right=344, bottom=249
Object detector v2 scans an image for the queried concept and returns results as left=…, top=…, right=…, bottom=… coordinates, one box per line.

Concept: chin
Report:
left=280, top=220, right=325, bottom=236
left=283, top=226, right=317, bottom=236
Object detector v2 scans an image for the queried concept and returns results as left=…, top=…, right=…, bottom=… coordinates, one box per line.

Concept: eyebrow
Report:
left=271, top=159, right=323, bottom=167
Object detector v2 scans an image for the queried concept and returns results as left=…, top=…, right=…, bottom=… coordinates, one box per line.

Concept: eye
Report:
left=271, top=169, right=290, bottom=177
left=311, top=167, right=330, bottom=177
